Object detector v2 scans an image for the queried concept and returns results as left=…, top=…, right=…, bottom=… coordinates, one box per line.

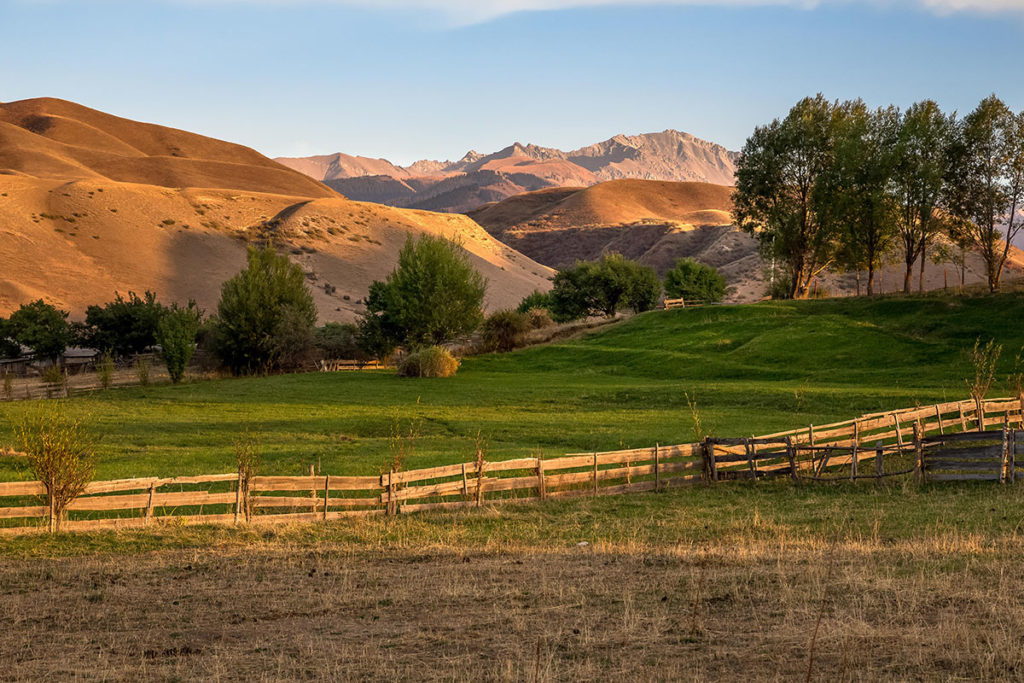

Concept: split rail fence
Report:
left=2, top=396, right=1023, bottom=535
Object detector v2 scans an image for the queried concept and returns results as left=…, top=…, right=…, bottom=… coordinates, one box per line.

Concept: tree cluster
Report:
left=733, top=94, right=1024, bottom=296
left=549, top=253, right=660, bottom=321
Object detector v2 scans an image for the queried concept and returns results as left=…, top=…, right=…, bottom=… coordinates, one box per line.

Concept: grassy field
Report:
left=3, top=481, right=1024, bottom=679
left=5, top=292, right=1024, bottom=679
left=3, top=293, right=1024, bottom=482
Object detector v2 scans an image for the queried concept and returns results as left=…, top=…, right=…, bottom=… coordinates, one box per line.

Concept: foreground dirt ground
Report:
left=3, top=535, right=1024, bottom=681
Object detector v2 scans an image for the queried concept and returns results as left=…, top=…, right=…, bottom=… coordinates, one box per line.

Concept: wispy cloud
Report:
left=203, top=0, right=1024, bottom=23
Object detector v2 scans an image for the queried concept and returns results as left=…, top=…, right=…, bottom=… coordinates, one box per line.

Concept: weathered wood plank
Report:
left=0, top=481, right=46, bottom=497
left=0, top=505, right=47, bottom=519
left=926, top=473, right=1002, bottom=481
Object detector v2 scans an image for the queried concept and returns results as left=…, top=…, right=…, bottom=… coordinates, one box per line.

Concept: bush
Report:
left=96, top=352, right=114, bottom=390
left=157, top=303, right=202, bottom=384
left=550, top=253, right=661, bottom=321
left=0, top=317, right=19, bottom=359
left=664, top=259, right=727, bottom=303
left=525, top=308, right=554, bottom=330
left=481, top=309, right=530, bottom=352
left=83, top=291, right=165, bottom=357
left=211, top=247, right=317, bottom=375
left=358, top=235, right=486, bottom=355
left=516, top=290, right=553, bottom=314
left=397, top=346, right=460, bottom=378
left=18, top=408, right=95, bottom=532
left=7, top=300, right=71, bottom=363
left=314, top=322, right=367, bottom=360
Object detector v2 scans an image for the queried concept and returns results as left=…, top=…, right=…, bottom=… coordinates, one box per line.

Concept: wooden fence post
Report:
left=875, top=442, right=884, bottom=486
left=959, top=403, right=968, bottom=432
left=654, top=444, right=660, bottom=492
left=592, top=452, right=599, bottom=496
left=892, top=414, right=905, bottom=453
left=48, top=493, right=56, bottom=534
left=744, top=438, right=757, bottom=480
left=702, top=438, right=717, bottom=483
left=934, top=405, right=944, bottom=435
left=386, top=470, right=395, bottom=516
left=1001, top=418, right=1009, bottom=484
left=1010, top=429, right=1017, bottom=484
left=786, top=436, right=798, bottom=483
left=536, top=458, right=546, bottom=501
left=461, top=462, right=469, bottom=497
left=234, top=474, right=245, bottom=524
left=976, top=397, right=985, bottom=431
left=145, top=481, right=156, bottom=524
left=309, top=464, right=317, bottom=515
left=322, top=474, right=330, bottom=521
left=913, top=422, right=924, bottom=485
left=808, top=425, right=816, bottom=471
left=850, top=422, right=860, bottom=482
left=475, top=457, right=486, bottom=508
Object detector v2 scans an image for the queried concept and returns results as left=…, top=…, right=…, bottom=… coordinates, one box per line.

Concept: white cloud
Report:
left=250, top=0, right=1024, bottom=21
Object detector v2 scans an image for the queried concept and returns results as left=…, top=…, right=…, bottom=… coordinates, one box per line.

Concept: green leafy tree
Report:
left=8, top=300, right=71, bottom=363
left=946, top=95, right=1024, bottom=292
left=83, top=291, right=166, bottom=357
left=0, top=317, right=20, bottom=358
left=358, top=235, right=487, bottom=352
left=315, top=322, right=367, bottom=360
left=549, top=254, right=660, bottom=320
left=212, top=247, right=317, bottom=375
left=827, top=102, right=901, bottom=295
left=157, top=302, right=202, bottom=383
left=893, top=100, right=954, bottom=293
left=664, top=258, right=727, bottom=303
left=733, top=95, right=844, bottom=299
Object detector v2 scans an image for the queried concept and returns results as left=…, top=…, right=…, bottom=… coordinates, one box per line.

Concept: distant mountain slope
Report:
left=276, top=130, right=739, bottom=213
left=0, top=98, right=554, bottom=321
left=468, top=178, right=1024, bottom=303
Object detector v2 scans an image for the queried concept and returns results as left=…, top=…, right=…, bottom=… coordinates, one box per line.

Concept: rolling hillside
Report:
left=469, top=178, right=1024, bottom=302
left=0, top=98, right=554, bottom=320
left=276, top=130, right=739, bottom=213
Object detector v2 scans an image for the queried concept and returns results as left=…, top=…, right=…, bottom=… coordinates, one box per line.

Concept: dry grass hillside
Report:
left=469, top=178, right=1024, bottom=302
left=0, top=98, right=553, bottom=320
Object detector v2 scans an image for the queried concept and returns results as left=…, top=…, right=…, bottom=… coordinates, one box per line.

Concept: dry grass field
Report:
left=4, top=483, right=1024, bottom=680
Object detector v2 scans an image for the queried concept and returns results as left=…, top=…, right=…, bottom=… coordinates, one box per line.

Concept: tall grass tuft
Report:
left=2, top=371, right=12, bottom=401
left=96, top=352, right=114, bottom=390
left=966, top=338, right=1001, bottom=403
left=17, top=406, right=95, bottom=532
left=134, top=357, right=151, bottom=387
left=397, top=346, right=459, bottom=378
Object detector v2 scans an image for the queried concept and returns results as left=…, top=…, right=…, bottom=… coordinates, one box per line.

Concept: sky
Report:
left=3, top=0, right=1024, bottom=164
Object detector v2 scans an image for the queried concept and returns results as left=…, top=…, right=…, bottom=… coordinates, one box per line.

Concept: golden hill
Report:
left=469, top=178, right=1024, bottom=302
left=0, top=98, right=554, bottom=320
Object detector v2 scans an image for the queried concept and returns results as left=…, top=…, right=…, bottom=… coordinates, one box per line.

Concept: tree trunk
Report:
left=903, top=263, right=912, bottom=294
left=855, top=271, right=861, bottom=297
left=867, top=265, right=875, bottom=296
left=918, top=235, right=927, bottom=293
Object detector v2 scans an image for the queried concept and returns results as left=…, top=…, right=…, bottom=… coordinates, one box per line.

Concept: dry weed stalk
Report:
left=2, top=371, right=12, bottom=401
left=134, top=356, right=151, bottom=387
left=17, top=406, right=95, bottom=532
left=234, top=428, right=261, bottom=521
left=685, top=392, right=706, bottom=442
left=96, top=352, right=114, bottom=390
left=966, top=337, right=1002, bottom=403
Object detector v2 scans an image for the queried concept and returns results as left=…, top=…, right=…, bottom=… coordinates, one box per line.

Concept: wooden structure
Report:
left=3, top=396, right=1024, bottom=535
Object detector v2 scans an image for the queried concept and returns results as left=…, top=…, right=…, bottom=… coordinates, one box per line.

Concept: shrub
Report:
left=234, top=428, right=261, bottom=522
left=211, top=247, right=317, bottom=375
left=481, top=309, right=531, bottom=352
left=0, top=317, right=19, bottom=359
left=664, top=258, right=727, bottom=304
left=516, top=290, right=553, bottom=314
left=397, top=346, right=460, bottom=378
left=157, top=303, right=202, bottom=384
left=358, top=235, right=486, bottom=355
left=7, top=300, right=71, bottom=363
left=18, top=407, right=95, bottom=532
left=314, top=322, right=367, bottom=360
left=525, top=308, right=554, bottom=330
left=83, top=291, right=165, bottom=357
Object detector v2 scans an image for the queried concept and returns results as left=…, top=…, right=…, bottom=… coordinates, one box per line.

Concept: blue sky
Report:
left=3, top=1, right=1023, bottom=164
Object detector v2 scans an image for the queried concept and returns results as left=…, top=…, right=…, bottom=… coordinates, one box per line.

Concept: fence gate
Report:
left=920, top=429, right=1015, bottom=483
left=704, top=437, right=796, bottom=481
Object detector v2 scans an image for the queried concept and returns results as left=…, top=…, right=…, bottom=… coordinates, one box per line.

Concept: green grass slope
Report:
left=2, top=294, right=1023, bottom=481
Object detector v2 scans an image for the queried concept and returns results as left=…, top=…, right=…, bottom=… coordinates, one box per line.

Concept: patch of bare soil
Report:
left=3, top=541, right=1023, bottom=680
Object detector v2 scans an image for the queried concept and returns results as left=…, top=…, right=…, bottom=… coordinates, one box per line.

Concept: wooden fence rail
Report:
left=2, top=396, right=1023, bottom=535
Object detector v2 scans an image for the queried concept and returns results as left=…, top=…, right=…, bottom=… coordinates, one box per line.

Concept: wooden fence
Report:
left=2, top=396, right=1022, bottom=535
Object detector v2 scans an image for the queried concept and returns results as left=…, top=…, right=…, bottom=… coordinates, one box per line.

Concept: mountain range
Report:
left=0, top=98, right=553, bottom=321
left=275, top=130, right=740, bottom=213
